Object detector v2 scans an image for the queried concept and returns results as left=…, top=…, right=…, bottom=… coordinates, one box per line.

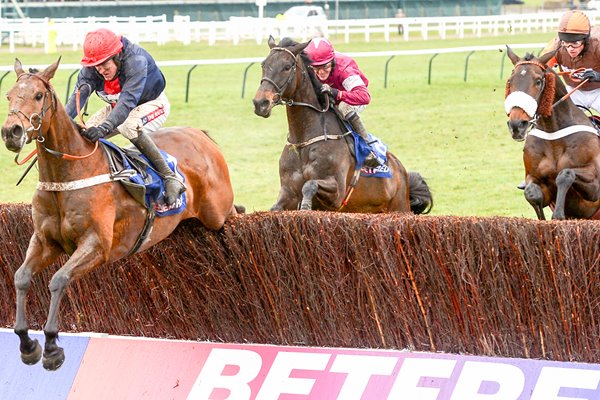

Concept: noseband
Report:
left=9, top=73, right=56, bottom=142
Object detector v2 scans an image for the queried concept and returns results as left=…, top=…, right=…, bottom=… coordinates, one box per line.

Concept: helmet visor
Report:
left=558, top=32, right=588, bottom=42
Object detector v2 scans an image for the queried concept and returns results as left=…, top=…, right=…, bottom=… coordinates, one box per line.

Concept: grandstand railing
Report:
left=0, top=11, right=590, bottom=52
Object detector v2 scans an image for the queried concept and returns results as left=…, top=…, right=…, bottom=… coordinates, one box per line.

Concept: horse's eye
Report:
left=35, top=92, right=43, bottom=101
left=535, top=78, right=542, bottom=87
left=284, top=64, right=292, bottom=71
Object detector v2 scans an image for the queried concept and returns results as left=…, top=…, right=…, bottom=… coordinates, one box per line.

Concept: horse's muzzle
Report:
left=252, top=97, right=272, bottom=118
left=507, top=119, right=528, bottom=142
left=1, top=124, right=25, bottom=152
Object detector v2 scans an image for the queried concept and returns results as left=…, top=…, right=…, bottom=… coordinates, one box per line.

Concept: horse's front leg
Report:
left=14, top=235, right=61, bottom=366
left=42, top=240, right=108, bottom=371
left=299, top=177, right=340, bottom=210
left=553, top=168, right=576, bottom=220
left=524, top=181, right=546, bottom=220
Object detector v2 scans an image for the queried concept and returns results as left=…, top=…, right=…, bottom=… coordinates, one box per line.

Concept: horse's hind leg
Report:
left=14, top=237, right=61, bottom=366
left=524, top=182, right=546, bottom=220
left=553, top=168, right=576, bottom=220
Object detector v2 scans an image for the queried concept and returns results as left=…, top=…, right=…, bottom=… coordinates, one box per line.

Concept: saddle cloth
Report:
left=344, top=120, right=392, bottom=178
left=99, top=139, right=187, bottom=217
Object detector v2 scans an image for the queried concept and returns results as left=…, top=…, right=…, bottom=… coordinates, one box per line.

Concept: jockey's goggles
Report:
left=310, top=62, right=333, bottom=71
left=560, top=40, right=584, bottom=49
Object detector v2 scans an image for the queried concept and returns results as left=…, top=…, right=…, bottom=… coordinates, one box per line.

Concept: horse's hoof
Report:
left=42, top=347, right=65, bottom=371
left=20, top=339, right=42, bottom=365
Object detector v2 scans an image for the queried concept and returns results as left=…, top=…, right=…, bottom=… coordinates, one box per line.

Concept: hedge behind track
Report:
left=1, top=203, right=599, bottom=363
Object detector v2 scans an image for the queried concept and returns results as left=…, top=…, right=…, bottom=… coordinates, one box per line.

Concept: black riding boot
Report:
left=131, top=133, right=186, bottom=206
left=347, top=112, right=380, bottom=168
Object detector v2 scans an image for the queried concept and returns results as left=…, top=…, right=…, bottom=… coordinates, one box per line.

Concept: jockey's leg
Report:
left=131, top=132, right=186, bottom=206
left=339, top=101, right=379, bottom=168
left=347, top=112, right=380, bottom=167
left=119, top=93, right=185, bottom=206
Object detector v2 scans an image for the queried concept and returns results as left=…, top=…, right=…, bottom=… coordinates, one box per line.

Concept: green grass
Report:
left=0, top=31, right=557, bottom=218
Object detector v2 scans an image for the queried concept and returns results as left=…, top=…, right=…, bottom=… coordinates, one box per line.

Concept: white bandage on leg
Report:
left=504, top=91, right=538, bottom=119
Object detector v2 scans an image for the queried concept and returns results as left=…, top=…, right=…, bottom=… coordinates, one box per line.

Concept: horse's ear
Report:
left=290, top=40, right=310, bottom=56
left=14, top=58, right=24, bottom=77
left=539, top=47, right=558, bottom=67
left=506, top=45, right=520, bottom=66
left=40, top=56, right=61, bottom=81
left=268, top=35, right=276, bottom=49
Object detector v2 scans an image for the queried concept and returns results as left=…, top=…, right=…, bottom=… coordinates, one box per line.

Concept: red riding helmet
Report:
left=305, top=38, right=335, bottom=66
left=558, top=10, right=591, bottom=42
left=81, top=28, right=124, bottom=67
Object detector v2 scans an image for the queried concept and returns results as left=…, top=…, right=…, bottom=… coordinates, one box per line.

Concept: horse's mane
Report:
left=277, top=37, right=328, bottom=106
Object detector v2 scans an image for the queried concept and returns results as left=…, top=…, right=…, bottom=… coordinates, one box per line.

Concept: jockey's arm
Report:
left=337, top=75, right=371, bottom=106
left=104, top=56, right=148, bottom=130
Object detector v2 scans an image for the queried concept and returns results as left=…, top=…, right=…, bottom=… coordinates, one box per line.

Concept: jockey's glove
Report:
left=320, top=84, right=339, bottom=100
left=580, top=69, right=600, bottom=82
left=82, top=122, right=111, bottom=142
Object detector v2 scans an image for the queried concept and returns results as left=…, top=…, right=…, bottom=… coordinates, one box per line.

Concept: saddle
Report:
left=99, top=139, right=187, bottom=217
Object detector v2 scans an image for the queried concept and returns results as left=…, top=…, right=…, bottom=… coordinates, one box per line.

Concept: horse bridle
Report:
left=10, top=73, right=99, bottom=163
left=9, top=73, right=57, bottom=143
left=505, top=60, right=549, bottom=132
left=261, top=47, right=329, bottom=113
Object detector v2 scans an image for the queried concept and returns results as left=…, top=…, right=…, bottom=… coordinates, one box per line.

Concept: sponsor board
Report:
left=1, top=329, right=599, bottom=399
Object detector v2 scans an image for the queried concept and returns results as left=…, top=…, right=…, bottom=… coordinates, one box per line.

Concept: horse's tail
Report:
left=408, top=171, right=433, bottom=215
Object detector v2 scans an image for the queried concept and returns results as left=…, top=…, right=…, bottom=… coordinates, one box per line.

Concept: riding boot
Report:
left=131, top=132, right=186, bottom=206
left=347, top=112, right=380, bottom=168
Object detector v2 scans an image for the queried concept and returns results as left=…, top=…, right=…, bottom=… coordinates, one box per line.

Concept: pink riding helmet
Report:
left=305, top=38, right=335, bottom=66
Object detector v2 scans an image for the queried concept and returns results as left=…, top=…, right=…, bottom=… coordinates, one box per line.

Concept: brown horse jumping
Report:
left=253, top=37, right=433, bottom=213
left=505, top=46, right=600, bottom=220
left=1, top=59, right=238, bottom=370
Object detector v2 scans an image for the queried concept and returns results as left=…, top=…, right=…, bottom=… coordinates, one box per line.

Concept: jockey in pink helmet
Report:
left=65, top=28, right=184, bottom=206
left=304, top=38, right=379, bottom=167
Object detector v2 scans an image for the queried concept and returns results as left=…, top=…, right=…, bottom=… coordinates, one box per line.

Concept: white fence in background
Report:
left=0, top=11, right=598, bottom=53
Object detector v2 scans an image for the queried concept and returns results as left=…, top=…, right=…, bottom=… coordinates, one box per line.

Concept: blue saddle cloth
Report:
left=344, top=121, right=392, bottom=178
left=100, top=139, right=186, bottom=217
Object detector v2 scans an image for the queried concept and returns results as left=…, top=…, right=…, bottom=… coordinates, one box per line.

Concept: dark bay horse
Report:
left=1, top=59, right=238, bottom=370
left=505, top=46, right=600, bottom=220
left=252, top=36, right=433, bottom=214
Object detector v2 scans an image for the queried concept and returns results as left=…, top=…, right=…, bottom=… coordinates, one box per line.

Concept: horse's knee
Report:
left=48, top=271, right=70, bottom=293
left=556, top=169, right=576, bottom=187
left=302, top=181, right=318, bottom=198
left=14, top=267, right=33, bottom=291
left=524, top=183, right=543, bottom=203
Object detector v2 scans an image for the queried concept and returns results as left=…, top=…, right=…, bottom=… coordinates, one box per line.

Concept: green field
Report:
left=0, top=31, right=557, bottom=218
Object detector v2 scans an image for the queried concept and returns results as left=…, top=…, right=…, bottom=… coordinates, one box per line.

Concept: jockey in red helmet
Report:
left=304, top=38, right=380, bottom=167
left=65, top=28, right=185, bottom=206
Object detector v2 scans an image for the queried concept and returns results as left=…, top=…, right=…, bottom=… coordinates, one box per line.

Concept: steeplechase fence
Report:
left=1, top=203, right=599, bottom=364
